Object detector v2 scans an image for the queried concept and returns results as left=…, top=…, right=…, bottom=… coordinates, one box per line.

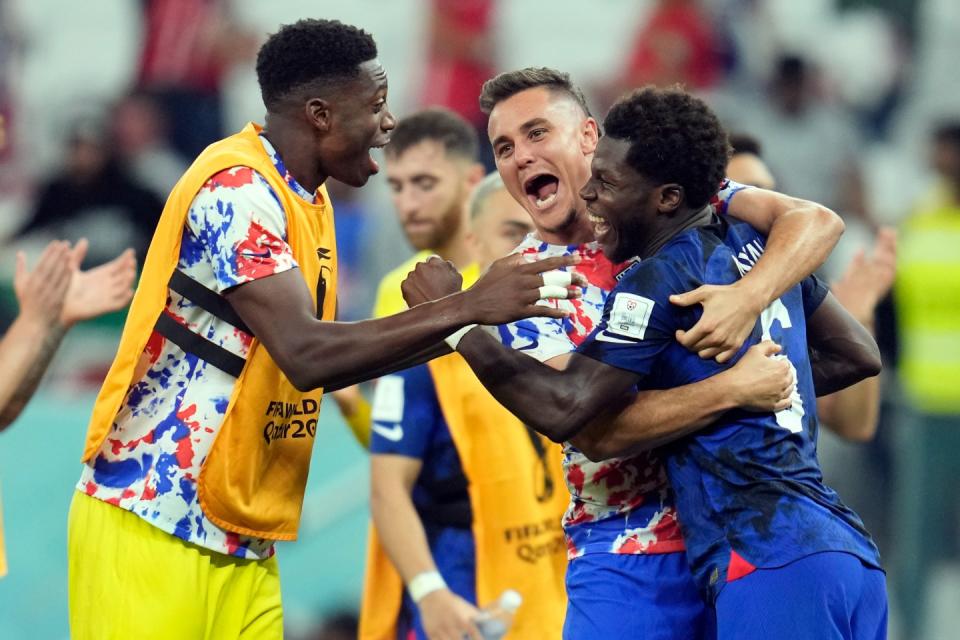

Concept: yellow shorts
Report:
left=67, top=491, right=283, bottom=640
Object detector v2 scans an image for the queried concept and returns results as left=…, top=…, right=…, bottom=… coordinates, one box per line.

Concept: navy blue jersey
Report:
left=577, top=217, right=880, bottom=601
left=370, top=365, right=475, bottom=553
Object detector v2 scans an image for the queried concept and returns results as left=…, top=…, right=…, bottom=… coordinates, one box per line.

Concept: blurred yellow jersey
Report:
left=372, top=251, right=480, bottom=318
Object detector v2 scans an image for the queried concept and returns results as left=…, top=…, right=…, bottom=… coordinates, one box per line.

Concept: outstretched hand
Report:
left=61, top=246, right=137, bottom=326
left=829, top=227, right=896, bottom=325
left=401, top=254, right=585, bottom=325
left=670, top=281, right=763, bottom=363
left=13, top=240, right=74, bottom=328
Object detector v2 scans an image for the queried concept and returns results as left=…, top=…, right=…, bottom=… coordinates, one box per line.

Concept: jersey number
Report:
left=760, top=300, right=804, bottom=433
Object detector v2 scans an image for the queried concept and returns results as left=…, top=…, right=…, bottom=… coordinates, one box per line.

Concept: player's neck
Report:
left=261, top=118, right=327, bottom=195
left=639, top=206, right=713, bottom=259
left=533, top=210, right=595, bottom=247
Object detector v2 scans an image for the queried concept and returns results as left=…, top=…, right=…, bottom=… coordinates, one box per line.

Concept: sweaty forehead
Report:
left=350, top=58, right=388, bottom=95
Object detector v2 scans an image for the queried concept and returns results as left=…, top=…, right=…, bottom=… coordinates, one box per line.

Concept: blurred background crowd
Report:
left=0, top=0, right=958, bottom=638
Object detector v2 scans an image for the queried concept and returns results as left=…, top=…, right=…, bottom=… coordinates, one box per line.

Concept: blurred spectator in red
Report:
left=15, top=115, right=163, bottom=267
left=620, top=0, right=723, bottom=91
left=136, top=0, right=257, bottom=158
left=111, top=91, right=188, bottom=199
left=420, top=0, right=496, bottom=167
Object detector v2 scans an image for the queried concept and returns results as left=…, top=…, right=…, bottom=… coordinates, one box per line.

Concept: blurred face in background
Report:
left=66, top=136, right=109, bottom=183
left=469, top=186, right=535, bottom=269
left=487, top=87, right=599, bottom=241
left=931, top=135, right=960, bottom=184
left=726, top=152, right=777, bottom=190
left=386, top=140, right=481, bottom=251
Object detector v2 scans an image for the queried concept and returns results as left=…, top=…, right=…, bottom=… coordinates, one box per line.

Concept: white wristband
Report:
left=408, top=570, right=447, bottom=603
left=444, top=324, right=477, bottom=350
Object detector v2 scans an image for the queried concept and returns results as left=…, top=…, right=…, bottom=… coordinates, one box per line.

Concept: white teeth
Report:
left=535, top=192, right=558, bottom=209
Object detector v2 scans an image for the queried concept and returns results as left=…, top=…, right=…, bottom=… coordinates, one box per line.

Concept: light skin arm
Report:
left=672, top=187, right=845, bottom=362
left=1, top=241, right=136, bottom=430
left=223, top=254, right=576, bottom=392
left=370, top=455, right=482, bottom=640
left=814, top=228, right=895, bottom=441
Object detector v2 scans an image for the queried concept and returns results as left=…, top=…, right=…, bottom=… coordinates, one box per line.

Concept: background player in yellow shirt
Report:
left=334, top=108, right=484, bottom=445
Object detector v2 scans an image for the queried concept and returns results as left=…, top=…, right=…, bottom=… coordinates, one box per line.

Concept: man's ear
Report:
left=580, top=117, right=600, bottom=155
left=657, top=183, right=684, bottom=214
left=306, top=97, right=332, bottom=133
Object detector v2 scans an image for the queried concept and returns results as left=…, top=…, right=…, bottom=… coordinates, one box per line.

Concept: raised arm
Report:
left=671, top=187, right=845, bottom=362
left=815, top=228, right=895, bottom=441
left=225, top=254, right=577, bottom=391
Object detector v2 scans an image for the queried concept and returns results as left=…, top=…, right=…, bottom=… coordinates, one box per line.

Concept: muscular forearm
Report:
left=742, top=205, right=844, bottom=306
left=370, top=481, right=439, bottom=584
left=322, top=341, right=451, bottom=393
left=571, top=372, right=742, bottom=461
left=456, top=329, right=626, bottom=442
left=0, top=316, right=67, bottom=431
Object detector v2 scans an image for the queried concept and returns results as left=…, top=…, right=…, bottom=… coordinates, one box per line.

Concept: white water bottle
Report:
left=474, top=589, right=523, bottom=640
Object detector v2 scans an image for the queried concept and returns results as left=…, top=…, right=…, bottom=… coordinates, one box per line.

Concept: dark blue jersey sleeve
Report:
left=576, top=260, right=682, bottom=378
left=800, top=273, right=830, bottom=318
left=369, top=364, right=441, bottom=459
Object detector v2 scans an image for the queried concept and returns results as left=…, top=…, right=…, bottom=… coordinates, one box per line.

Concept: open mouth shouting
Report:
left=367, top=136, right=391, bottom=174
left=523, top=173, right=561, bottom=210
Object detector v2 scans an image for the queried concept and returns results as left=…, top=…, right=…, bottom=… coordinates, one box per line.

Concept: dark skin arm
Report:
left=806, top=291, right=882, bottom=397
left=570, top=341, right=794, bottom=461
left=224, top=254, right=578, bottom=391
left=452, top=328, right=641, bottom=443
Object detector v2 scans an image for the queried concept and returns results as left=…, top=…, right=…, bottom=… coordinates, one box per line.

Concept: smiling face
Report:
left=386, top=140, right=477, bottom=251
left=487, top=87, right=598, bottom=243
left=579, top=136, right=662, bottom=263
left=318, top=59, right=396, bottom=187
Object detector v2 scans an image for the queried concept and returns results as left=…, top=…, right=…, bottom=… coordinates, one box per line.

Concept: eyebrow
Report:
left=491, top=117, right=551, bottom=149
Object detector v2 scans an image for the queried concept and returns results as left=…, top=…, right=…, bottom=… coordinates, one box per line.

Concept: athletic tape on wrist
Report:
left=408, top=570, right=447, bottom=603
left=444, top=324, right=477, bottom=350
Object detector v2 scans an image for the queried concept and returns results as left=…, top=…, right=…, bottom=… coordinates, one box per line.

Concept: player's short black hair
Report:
left=479, top=67, right=593, bottom=119
left=385, top=108, right=478, bottom=161
left=728, top=132, right=763, bottom=158
left=255, top=19, right=377, bottom=110
left=603, top=86, right=730, bottom=209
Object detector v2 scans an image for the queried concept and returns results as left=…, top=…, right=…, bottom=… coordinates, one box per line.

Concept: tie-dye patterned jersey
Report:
left=76, top=135, right=314, bottom=559
left=491, top=180, right=749, bottom=559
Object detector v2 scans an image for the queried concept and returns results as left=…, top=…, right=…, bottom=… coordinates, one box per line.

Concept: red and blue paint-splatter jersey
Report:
left=77, top=135, right=315, bottom=559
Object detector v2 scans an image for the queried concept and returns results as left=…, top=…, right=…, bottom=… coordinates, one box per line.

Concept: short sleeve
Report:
left=186, top=166, right=299, bottom=292
left=487, top=316, right=576, bottom=363
left=800, top=273, right=830, bottom=318
left=576, top=263, right=678, bottom=377
left=369, top=365, right=441, bottom=459
left=710, top=179, right=752, bottom=217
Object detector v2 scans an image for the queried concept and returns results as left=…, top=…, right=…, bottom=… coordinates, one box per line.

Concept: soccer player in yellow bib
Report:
left=67, top=21, right=580, bottom=640
left=333, top=109, right=484, bottom=445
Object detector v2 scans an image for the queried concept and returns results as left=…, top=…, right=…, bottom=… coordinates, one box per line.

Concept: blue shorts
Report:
left=563, top=552, right=712, bottom=640
left=715, top=551, right=887, bottom=640
left=397, top=527, right=476, bottom=640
